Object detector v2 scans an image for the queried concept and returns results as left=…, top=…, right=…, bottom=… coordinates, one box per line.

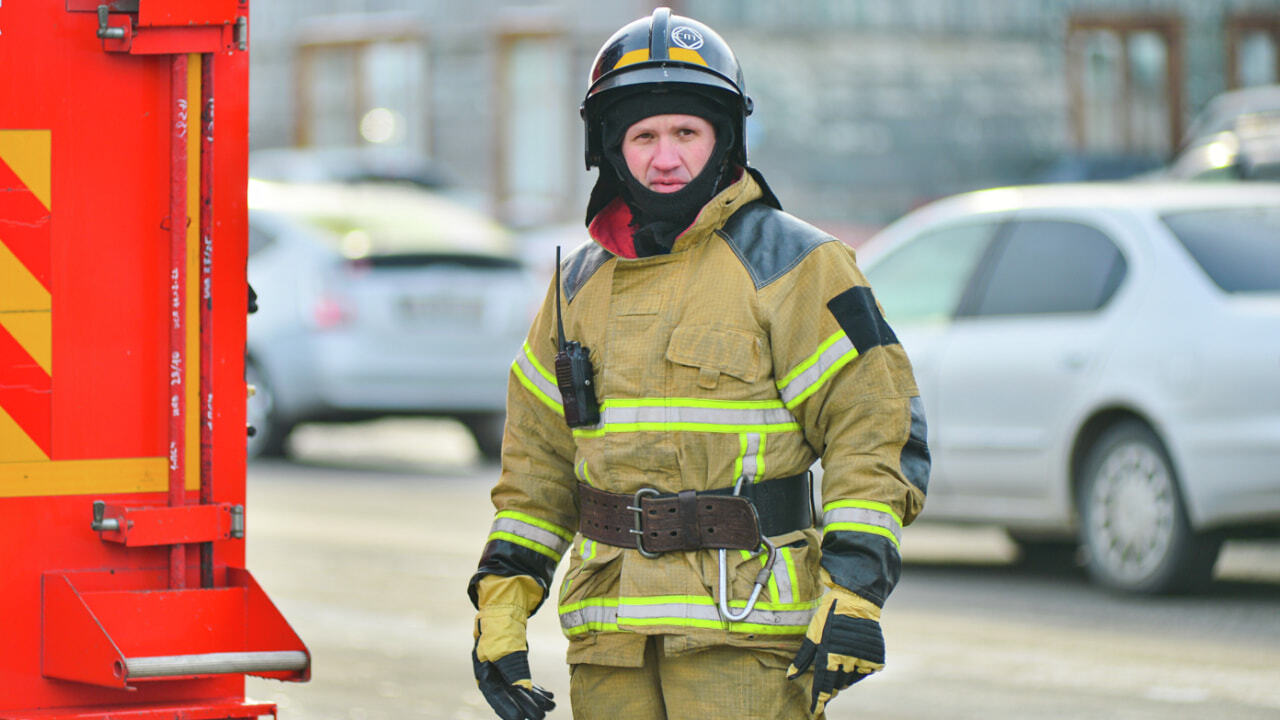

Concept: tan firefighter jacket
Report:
left=469, top=170, right=930, bottom=667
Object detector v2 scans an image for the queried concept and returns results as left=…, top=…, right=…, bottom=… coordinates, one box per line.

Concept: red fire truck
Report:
left=0, top=2, right=309, bottom=717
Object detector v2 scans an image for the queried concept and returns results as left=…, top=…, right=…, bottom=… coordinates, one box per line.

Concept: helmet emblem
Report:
left=670, top=26, right=704, bottom=50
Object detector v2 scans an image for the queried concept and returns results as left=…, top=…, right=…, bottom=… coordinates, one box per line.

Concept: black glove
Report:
left=787, top=591, right=886, bottom=715
left=472, top=648, right=556, bottom=720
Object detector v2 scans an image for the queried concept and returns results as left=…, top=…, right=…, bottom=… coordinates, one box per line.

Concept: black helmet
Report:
left=581, top=7, right=753, bottom=170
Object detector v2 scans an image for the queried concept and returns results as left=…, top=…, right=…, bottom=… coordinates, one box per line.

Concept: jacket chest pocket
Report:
left=666, top=325, right=766, bottom=391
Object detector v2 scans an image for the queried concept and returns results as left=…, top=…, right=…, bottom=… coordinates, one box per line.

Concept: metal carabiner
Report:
left=718, top=535, right=776, bottom=622
left=716, top=474, right=775, bottom=622
left=626, top=488, right=662, bottom=558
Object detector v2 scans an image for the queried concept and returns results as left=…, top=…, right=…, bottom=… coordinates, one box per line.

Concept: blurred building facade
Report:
left=248, top=0, right=1280, bottom=232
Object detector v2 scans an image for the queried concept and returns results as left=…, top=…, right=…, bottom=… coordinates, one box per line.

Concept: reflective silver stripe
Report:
left=771, top=548, right=795, bottom=604
left=560, top=602, right=618, bottom=632
left=513, top=343, right=562, bottom=409
left=779, top=334, right=856, bottom=407
left=822, top=505, right=903, bottom=545
left=619, top=600, right=815, bottom=628
left=601, top=404, right=797, bottom=427
left=740, top=433, right=761, bottom=482
left=560, top=599, right=814, bottom=633
left=490, top=516, right=573, bottom=558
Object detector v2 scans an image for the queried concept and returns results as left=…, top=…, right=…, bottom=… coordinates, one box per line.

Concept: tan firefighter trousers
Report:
left=568, top=636, right=819, bottom=720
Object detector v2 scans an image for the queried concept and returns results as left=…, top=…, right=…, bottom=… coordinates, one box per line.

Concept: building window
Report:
left=1227, top=15, right=1280, bottom=89
left=494, top=29, right=573, bottom=227
left=1067, top=16, right=1183, bottom=157
left=293, top=15, right=429, bottom=153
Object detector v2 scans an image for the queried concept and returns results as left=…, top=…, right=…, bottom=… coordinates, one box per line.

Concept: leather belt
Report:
left=578, top=472, right=813, bottom=555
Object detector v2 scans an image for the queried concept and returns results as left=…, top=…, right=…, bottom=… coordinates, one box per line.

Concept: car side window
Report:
left=964, top=220, right=1126, bottom=317
left=864, top=221, right=997, bottom=324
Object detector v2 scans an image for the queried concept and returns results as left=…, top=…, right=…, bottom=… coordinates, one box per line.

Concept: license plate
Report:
left=397, top=294, right=485, bottom=323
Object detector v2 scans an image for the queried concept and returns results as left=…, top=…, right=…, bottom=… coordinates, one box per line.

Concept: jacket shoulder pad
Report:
left=716, top=203, right=837, bottom=290
left=562, top=241, right=612, bottom=304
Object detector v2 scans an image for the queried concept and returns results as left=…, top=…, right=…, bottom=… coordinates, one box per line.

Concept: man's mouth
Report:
left=650, top=179, right=687, bottom=193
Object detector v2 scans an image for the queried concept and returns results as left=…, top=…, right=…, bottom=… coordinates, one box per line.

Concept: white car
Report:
left=858, top=182, right=1280, bottom=594
left=246, top=179, right=538, bottom=461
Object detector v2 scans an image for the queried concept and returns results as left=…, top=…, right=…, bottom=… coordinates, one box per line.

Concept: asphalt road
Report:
left=244, top=419, right=1280, bottom=720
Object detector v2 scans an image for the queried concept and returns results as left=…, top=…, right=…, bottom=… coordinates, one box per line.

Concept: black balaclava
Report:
left=597, top=89, right=735, bottom=256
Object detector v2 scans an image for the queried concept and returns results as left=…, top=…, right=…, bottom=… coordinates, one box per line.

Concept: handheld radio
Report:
left=554, top=246, right=600, bottom=428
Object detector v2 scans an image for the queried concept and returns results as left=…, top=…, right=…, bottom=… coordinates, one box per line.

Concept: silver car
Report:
left=859, top=182, right=1280, bottom=594
left=246, top=179, right=538, bottom=461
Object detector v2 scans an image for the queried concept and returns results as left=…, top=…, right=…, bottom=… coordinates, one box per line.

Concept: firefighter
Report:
left=468, top=8, right=929, bottom=719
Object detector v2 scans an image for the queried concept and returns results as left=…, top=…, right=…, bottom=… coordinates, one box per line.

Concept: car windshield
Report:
left=1161, top=206, right=1280, bottom=293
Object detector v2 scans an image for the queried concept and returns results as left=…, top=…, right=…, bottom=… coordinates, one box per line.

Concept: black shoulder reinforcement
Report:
left=901, top=396, right=931, bottom=494
left=716, top=202, right=837, bottom=290
left=562, top=241, right=613, bottom=304
left=826, top=285, right=899, bottom=355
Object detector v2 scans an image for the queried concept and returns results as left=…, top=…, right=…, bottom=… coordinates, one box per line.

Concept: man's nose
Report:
left=651, top=137, right=682, bottom=170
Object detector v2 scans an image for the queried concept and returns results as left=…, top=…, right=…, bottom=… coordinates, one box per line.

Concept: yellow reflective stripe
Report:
left=612, top=47, right=706, bottom=70
left=487, top=531, right=563, bottom=561
left=617, top=617, right=808, bottom=634
left=778, top=331, right=862, bottom=410
left=525, top=341, right=556, bottom=383
left=561, top=598, right=620, bottom=612
left=559, top=597, right=620, bottom=635
left=575, top=421, right=799, bottom=436
left=738, top=550, right=780, bottom=602
left=756, top=433, right=767, bottom=481
left=668, top=47, right=707, bottom=66
left=614, top=48, right=649, bottom=69
left=604, top=397, right=786, bottom=410
left=620, top=595, right=815, bottom=612
left=779, top=331, right=846, bottom=389
left=736, top=432, right=764, bottom=482
left=571, top=398, right=800, bottom=437
left=496, top=510, right=575, bottom=542
left=512, top=359, right=563, bottom=415
left=781, top=546, right=800, bottom=602
left=784, top=347, right=858, bottom=410
left=563, top=623, right=619, bottom=636
left=558, top=595, right=817, bottom=635
left=823, top=522, right=901, bottom=548
left=823, top=499, right=904, bottom=528
left=734, top=434, right=747, bottom=479
left=765, top=553, right=780, bottom=603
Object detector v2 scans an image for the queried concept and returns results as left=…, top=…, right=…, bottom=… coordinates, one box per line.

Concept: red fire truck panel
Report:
left=0, top=2, right=308, bottom=718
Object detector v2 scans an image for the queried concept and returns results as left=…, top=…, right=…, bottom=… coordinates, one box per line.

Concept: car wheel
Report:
left=1078, top=421, right=1220, bottom=594
left=245, top=360, right=292, bottom=460
left=463, top=413, right=506, bottom=462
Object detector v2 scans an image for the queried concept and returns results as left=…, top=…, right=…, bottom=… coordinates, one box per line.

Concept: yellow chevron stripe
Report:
left=0, top=311, right=50, bottom=374
left=0, top=457, right=168, bottom=497
left=0, top=240, right=50, bottom=312
left=0, top=130, right=52, bottom=211
left=0, top=406, right=48, bottom=462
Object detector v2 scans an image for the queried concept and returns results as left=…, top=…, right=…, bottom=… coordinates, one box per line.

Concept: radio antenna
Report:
left=555, top=246, right=567, bottom=351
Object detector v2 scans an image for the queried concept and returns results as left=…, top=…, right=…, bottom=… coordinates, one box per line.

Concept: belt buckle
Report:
left=626, top=488, right=662, bottom=558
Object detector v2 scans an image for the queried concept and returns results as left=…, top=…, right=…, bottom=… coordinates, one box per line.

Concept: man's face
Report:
left=620, top=114, right=716, bottom=193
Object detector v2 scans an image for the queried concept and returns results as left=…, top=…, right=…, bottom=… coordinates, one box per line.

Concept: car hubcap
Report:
left=1088, top=441, right=1175, bottom=583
